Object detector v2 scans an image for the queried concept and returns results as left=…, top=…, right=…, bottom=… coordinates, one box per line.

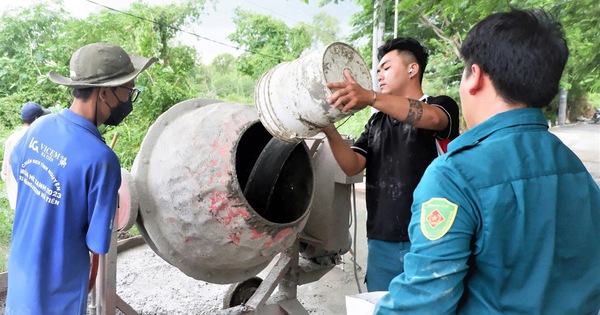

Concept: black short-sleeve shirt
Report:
left=351, top=95, right=459, bottom=242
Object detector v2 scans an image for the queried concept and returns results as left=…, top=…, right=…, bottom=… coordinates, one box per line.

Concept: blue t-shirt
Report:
left=375, top=108, right=600, bottom=314
left=6, top=109, right=120, bottom=315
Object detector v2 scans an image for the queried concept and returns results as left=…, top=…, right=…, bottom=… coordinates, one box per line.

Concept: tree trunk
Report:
left=557, top=86, right=568, bottom=125
left=371, top=0, right=385, bottom=115
left=558, top=73, right=568, bottom=125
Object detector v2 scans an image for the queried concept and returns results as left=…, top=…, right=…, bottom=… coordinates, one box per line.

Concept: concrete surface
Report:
left=550, top=122, right=600, bottom=186
left=110, top=188, right=368, bottom=315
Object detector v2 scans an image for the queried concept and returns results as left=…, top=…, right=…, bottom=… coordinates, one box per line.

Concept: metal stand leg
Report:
left=93, top=226, right=139, bottom=315
left=219, top=240, right=318, bottom=314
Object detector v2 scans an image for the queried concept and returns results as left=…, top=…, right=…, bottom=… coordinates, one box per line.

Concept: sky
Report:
left=0, top=0, right=362, bottom=63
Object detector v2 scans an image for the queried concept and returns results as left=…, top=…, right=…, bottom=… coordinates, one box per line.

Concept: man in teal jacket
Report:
left=375, top=8, right=600, bottom=314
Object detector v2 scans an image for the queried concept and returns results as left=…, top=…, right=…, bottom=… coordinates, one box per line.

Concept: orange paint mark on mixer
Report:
left=222, top=206, right=249, bottom=226
left=263, top=228, right=293, bottom=248
left=229, top=232, right=241, bottom=245
left=209, top=192, right=228, bottom=214
left=250, top=229, right=266, bottom=240
left=211, top=139, right=230, bottom=157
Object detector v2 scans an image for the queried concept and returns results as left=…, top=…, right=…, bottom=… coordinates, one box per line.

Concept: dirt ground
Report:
left=113, top=241, right=367, bottom=314
left=110, top=189, right=368, bottom=315
left=0, top=188, right=368, bottom=315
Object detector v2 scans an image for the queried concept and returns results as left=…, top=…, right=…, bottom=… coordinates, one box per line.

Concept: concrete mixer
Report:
left=91, top=98, right=362, bottom=314
left=90, top=41, right=370, bottom=314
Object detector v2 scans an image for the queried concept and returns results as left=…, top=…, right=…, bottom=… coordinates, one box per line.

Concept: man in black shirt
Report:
left=323, top=37, right=459, bottom=291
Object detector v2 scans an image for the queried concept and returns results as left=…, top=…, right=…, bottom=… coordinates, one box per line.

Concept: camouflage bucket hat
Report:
left=48, top=43, right=157, bottom=88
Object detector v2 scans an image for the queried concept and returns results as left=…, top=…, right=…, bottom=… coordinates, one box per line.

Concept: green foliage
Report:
left=589, top=93, right=600, bottom=109
left=335, top=108, right=371, bottom=138
left=315, top=0, right=600, bottom=124
left=0, top=128, right=12, bottom=272
left=184, top=62, right=255, bottom=105
left=0, top=1, right=74, bottom=112
left=0, top=0, right=218, bottom=170
left=551, top=0, right=600, bottom=94
left=0, top=200, right=12, bottom=272
left=310, top=11, right=342, bottom=46
left=228, top=8, right=313, bottom=78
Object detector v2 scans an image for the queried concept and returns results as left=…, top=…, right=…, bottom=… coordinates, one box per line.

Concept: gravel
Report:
left=111, top=242, right=365, bottom=314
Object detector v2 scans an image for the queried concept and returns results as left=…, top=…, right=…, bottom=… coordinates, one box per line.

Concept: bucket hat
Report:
left=48, top=43, right=157, bottom=89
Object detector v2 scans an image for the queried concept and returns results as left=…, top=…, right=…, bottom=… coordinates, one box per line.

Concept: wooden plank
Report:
left=0, top=271, right=6, bottom=293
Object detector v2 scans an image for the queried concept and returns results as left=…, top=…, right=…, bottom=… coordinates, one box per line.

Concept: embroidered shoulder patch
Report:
left=420, top=198, right=458, bottom=241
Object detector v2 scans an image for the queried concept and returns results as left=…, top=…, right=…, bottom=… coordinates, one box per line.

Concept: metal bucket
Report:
left=131, top=99, right=314, bottom=284
left=255, top=42, right=372, bottom=142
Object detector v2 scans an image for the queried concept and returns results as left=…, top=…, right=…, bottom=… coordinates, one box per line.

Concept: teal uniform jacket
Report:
left=374, top=108, right=600, bottom=314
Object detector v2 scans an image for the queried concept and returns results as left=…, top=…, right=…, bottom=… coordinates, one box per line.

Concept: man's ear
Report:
left=97, top=87, right=107, bottom=101
left=466, top=64, right=484, bottom=95
left=409, top=63, right=419, bottom=75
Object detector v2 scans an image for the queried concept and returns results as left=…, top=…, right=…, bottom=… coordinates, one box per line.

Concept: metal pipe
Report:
left=394, top=0, right=399, bottom=38
left=96, top=254, right=106, bottom=315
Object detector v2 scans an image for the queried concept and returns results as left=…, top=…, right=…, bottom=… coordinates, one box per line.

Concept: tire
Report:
left=223, top=276, right=263, bottom=309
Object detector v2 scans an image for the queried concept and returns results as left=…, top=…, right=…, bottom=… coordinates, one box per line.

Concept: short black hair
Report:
left=377, top=37, right=429, bottom=83
left=71, top=87, right=96, bottom=101
left=460, top=9, right=568, bottom=108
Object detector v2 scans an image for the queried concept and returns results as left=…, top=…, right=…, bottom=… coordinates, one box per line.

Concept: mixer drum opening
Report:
left=237, top=124, right=313, bottom=224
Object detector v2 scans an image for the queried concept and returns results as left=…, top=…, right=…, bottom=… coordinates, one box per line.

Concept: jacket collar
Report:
left=448, top=107, right=549, bottom=152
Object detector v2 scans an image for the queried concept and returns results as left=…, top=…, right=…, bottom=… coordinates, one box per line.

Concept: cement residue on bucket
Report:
left=255, top=42, right=372, bottom=142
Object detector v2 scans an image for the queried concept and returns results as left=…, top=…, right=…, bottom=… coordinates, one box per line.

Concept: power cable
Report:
left=242, top=0, right=331, bottom=35
left=243, top=0, right=306, bottom=25
left=83, top=0, right=284, bottom=62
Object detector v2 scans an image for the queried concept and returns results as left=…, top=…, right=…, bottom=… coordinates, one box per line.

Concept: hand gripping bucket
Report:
left=255, top=42, right=372, bottom=142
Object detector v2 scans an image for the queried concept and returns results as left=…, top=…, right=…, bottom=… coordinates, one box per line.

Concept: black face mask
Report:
left=104, top=92, right=133, bottom=126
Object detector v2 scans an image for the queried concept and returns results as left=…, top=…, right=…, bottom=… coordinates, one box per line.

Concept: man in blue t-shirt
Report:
left=6, top=43, right=156, bottom=315
left=374, top=9, right=600, bottom=314
left=1, top=102, right=50, bottom=210
left=323, top=38, right=459, bottom=291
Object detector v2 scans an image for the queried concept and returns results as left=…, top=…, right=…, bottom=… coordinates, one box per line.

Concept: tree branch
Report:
left=26, top=34, right=43, bottom=77
left=418, top=12, right=462, bottom=60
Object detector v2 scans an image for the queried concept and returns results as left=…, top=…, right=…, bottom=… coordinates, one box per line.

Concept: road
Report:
left=550, top=122, right=600, bottom=186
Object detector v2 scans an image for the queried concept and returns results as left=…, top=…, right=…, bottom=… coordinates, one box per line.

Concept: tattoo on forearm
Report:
left=405, top=98, right=424, bottom=124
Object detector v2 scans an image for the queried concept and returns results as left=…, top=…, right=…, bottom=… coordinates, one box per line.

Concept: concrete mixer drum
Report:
left=131, top=98, right=315, bottom=284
